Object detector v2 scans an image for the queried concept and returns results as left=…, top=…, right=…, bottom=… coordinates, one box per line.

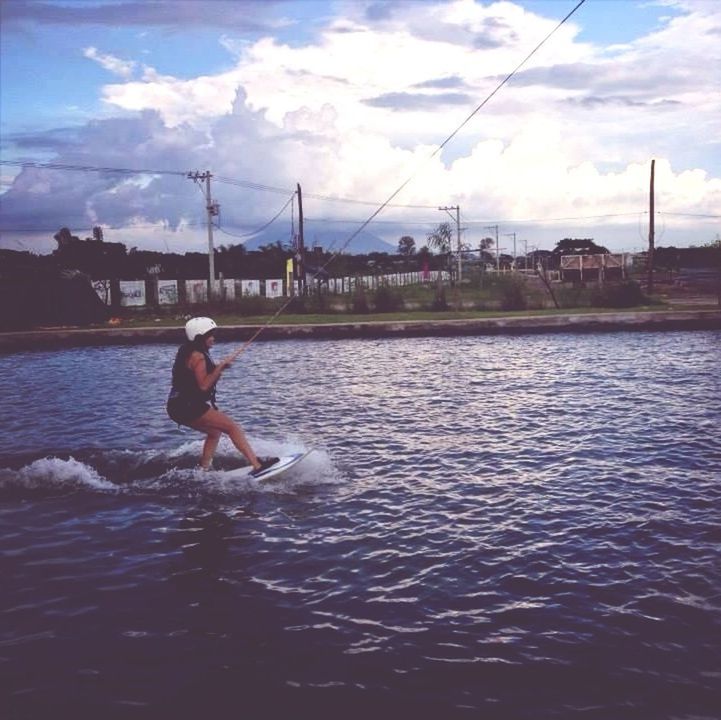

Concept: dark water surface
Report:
left=1, top=332, right=720, bottom=719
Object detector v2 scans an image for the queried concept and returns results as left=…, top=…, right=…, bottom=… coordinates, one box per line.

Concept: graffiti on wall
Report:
left=92, top=280, right=111, bottom=305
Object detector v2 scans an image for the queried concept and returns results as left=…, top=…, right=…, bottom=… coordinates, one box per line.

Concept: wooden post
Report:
left=186, top=171, right=218, bottom=299
left=536, top=263, right=560, bottom=309
left=648, top=159, right=655, bottom=293
left=205, top=172, right=216, bottom=298
left=296, top=183, right=306, bottom=296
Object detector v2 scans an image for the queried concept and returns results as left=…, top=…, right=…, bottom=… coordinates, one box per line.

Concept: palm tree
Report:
left=427, top=222, right=453, bottom=306
left=427, top=222, right=453, bottom=254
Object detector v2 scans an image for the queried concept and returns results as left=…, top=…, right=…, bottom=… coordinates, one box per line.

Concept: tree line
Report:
left=1, top=225, right=718, bottom=283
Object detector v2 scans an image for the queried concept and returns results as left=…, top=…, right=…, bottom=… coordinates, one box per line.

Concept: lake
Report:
left=1, top=330, right=720, bottom=719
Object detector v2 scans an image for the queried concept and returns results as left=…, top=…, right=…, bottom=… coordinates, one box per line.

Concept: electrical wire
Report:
left=304, top=211, right=649, bottom=226
left=0, top=210, right=657, bottom=235
left=0, top=159, right=187, bottom=176
left=302, top=192, right=437, bottom=210
left=0, top=220, right=207, bottom=232
left=3, top=159, right=443, bottom=210
left=658, top=211, right=721, bottom=219
left=215, top=193, right=296, bottom=240
left=214, top=176, right=293, bottom=196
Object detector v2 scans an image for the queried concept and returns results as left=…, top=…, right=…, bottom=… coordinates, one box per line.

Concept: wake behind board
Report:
left=225, top=451, right=312, bottom=481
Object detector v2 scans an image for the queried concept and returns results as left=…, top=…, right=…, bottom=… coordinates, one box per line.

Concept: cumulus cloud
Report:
left=357, top=0, right=523, bottom=49
left=3, top=0, right=288, bottom=32
left=7, top=127, right=81, bottom=153
left=98, top=66, right=244, bottom=127
left=414, top=75, right=470, bottom=90
left=2, top=0, right=720, bottom=253
left=363, top=91, right=473, bottom=110
left=0, top=93, right=306, bottom=249
left=84, top=47, right=137, bottom=79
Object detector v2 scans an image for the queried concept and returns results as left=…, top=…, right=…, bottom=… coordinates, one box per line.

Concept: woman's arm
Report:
left=189, top=351, right=229, bottom=392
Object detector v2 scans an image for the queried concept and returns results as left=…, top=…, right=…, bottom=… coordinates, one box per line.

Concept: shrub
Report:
left=351, top=283, right=369, bottom=313
left=430, top=284, right=448, bottom=311
left=234, top=295, right=270, bottom=316
left=555, top=284, right=589, bottom=309
left=499, top=276, right=527, bottom=311
left=303, top=292, right=329, bottom=314
left=590, top=281, right=647, bottom=308
left=284, top=296, right=307, bottom=314
left=373, top=285, right=403, bottom=312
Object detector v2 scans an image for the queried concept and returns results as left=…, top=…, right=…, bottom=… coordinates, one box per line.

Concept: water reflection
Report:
left=1, top=332, right=720, bottom=718
left=168, top=506, right=258, bottom=590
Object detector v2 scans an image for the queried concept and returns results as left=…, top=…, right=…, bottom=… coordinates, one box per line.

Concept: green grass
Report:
left=92, top=277, right=718, bottom=332
left=107, top=303, right=693, bottom=330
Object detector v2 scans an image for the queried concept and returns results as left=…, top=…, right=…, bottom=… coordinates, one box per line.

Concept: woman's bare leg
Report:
left=200, top=429, right=221, bottom=470
left=190, top=408, right=261, bottom=470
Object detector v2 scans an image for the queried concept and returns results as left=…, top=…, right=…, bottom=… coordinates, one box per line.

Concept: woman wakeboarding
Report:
left=167, top=316, right=278, bottom=475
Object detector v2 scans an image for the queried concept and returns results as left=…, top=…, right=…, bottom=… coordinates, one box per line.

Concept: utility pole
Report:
left=296, top=183, right=306, bottom=296
left=438, top=205, right=461, bottom=284
left=647, top=158, right=655, bottom=294
left=188, top=171, right=219, bottom=298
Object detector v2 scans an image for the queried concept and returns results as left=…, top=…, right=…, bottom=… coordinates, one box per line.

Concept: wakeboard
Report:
left=227, top=451, right=312, bottom=481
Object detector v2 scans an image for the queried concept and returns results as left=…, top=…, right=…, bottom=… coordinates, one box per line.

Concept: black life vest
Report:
left=169, top=342, right=218, bottom=409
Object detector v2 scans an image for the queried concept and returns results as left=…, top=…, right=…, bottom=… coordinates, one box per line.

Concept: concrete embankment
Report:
left=1, top=309, right=720, bottom=354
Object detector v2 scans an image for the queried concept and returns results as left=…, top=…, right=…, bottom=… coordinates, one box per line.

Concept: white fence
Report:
left=92, top=272, right=450, bottom=307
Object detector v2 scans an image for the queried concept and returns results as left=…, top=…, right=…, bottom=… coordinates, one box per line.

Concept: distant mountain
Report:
left=240, top=223, right=396, bottom=255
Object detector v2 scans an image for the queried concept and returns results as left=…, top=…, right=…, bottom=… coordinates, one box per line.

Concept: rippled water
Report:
left=2, top=331, right=720, bottom=719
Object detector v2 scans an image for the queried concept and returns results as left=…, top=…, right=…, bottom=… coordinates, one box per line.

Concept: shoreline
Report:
left=1, top=308, right=720, bottom=353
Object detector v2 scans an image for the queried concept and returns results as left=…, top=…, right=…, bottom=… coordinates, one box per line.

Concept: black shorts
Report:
left=167, top=396, right=211, bottom=427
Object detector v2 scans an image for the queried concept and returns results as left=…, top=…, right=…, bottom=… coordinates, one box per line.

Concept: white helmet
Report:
left=185, top=316, right=217, bottom=341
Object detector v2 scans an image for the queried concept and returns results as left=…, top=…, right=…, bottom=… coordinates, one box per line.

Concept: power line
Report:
left=6, top=157, right=716, bottom=226
left=214, top=175, right=293, bottom=195
left=215, top=192, right=296, bottom=240
left=464, top=211, right=648, bottom=224
left=306, top=216, right=439, bottom=226
left=213, top=175, right=438, bottom=208
left=2, top=159, right=440, bottom=209
left=3, top=161, right=716, bottom=226
left=302, top=192, right=436, bottom=210
left=303, top=211, right=649, bottom=226
left=0, top=220, right=207, bottom=232
left=658, top=211, right=721, bottom=219
left=6, top=209, right=709, bottom=237
left=0, top=159, right=187, bottom=177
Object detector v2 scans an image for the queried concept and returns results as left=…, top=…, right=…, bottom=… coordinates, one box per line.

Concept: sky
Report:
left=1, top=0, right=720, bottom=257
